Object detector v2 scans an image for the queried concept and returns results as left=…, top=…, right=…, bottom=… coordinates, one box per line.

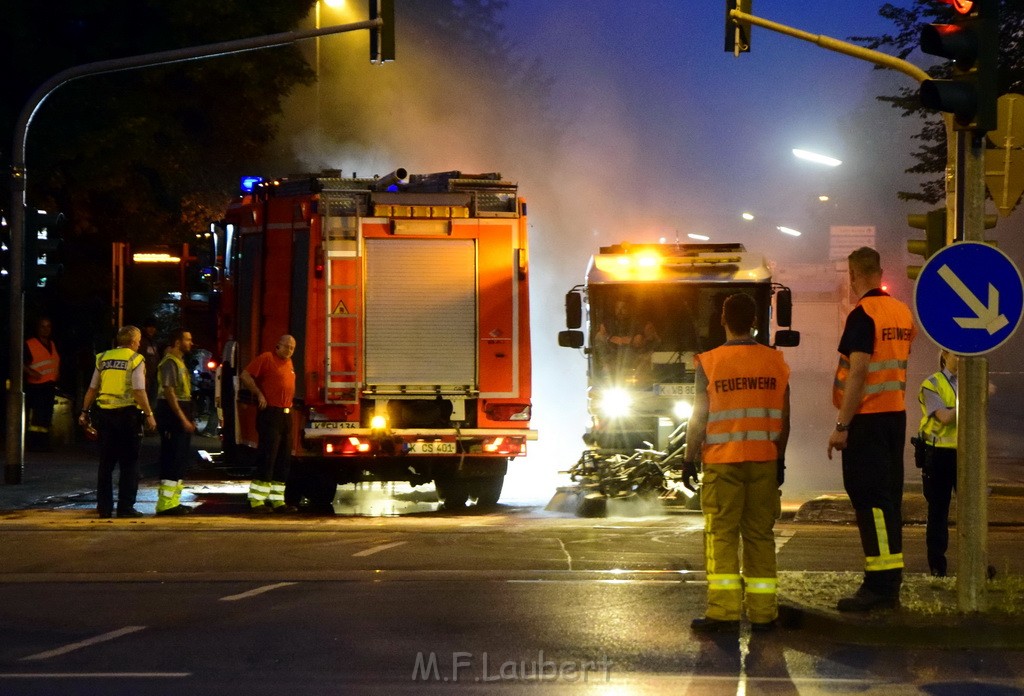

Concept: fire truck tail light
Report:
left=324, top=437, right=371, bottom=455
left=482, top=436, right=525, bottom=456
left=483, top=403, right=531, bottom=422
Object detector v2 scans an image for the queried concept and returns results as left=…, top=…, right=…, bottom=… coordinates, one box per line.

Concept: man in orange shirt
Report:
left=240, top=335, right=298, bottom=513
left=24, top=317, right=60, bottom=450
left=685, top=293, right=791, bottom=634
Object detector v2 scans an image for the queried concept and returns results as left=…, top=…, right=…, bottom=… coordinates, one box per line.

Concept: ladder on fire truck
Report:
left=322, top=193, right=361, bottom=406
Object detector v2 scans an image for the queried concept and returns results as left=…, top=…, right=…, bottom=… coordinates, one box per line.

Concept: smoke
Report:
left=265, top=2, right=1024, bottom=504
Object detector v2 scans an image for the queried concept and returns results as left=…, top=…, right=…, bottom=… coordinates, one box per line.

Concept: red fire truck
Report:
left=213, top=169, right=535, bottom=509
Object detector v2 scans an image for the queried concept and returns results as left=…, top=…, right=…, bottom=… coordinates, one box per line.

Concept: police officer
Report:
left=828, top=247, right=916, bottom=611
left=24, top=316, right=60, bottom=450
left=685, top=293, right=791, bottom=634
left=916, top=349, right=958, bottom=577
left=155, top=328, right=197, bottom=516
left=79, top=325, right=157, bottom=519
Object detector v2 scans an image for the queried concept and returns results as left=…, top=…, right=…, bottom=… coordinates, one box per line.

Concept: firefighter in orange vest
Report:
left=685, top=292, right=791, bottom=634
left=24, top=316, right=60, bottom=450
left=828, top=246, right=916, bottom=612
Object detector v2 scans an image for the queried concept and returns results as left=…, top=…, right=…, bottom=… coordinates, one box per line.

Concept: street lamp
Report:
left=792, top=148, right=842, bottom=167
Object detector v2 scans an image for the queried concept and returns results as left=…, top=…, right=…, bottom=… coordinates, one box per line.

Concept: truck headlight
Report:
left=598, top=388, right=632, bottom=419
left=673, top=400, right=693, bottom=421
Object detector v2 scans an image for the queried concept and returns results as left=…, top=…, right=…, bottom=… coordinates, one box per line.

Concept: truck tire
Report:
left=434, top=477, right=470, bottom=511
left=470, top=475, right=504, bottom=508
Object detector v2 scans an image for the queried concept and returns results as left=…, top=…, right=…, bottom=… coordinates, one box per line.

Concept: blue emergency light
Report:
left=240, top=176, right=263, bottom=193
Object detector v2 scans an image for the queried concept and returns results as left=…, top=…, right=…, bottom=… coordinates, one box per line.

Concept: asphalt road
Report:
left=1, top=512, right=1023, bottom=694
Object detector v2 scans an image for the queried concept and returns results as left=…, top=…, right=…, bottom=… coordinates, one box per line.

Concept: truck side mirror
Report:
left=558, top=330, right=584, bottom=348
left=565, top=291, right=582, bottom=329
left=773, top=329, right=800, bottom=348
left=776, top=288, right=793, bottom=327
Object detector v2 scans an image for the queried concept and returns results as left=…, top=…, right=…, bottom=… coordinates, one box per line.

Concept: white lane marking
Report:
left=352, top=541, right=407, bottom=557
left=219, top=581, right=297, bottom=602
left=0, top=672, right=190, bottom=679
left=20, top=626, right=147, bottom=662
left=775, top=530, right=794, bottom=552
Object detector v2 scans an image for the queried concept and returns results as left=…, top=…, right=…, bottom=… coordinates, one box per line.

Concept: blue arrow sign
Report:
left=914, top=242, right=1024, bottom=355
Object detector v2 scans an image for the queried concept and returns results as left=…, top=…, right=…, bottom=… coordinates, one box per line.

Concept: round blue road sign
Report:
left=914, top=242, right=1024, bottom=356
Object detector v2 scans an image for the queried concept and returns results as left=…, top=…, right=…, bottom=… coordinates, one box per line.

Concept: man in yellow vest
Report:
left=79, top=325, right=157, bottom=519
left=155, top=328, right=197, bottom=516
left=916, top=349, right=958, bottom=577
left=685, top=293, right=791, bottom=634
left=24, top=316, right=60, bottom=450
left=828, top=247, right=916, bottom=611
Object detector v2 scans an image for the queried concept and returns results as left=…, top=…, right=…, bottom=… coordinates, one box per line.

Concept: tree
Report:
left=851, top=0, right=1024, bottom=204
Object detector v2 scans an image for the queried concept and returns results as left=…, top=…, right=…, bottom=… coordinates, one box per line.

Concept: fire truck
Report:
left=213, top=169, right=535, bottom=509
left=558, top=242, right=799, bottom=456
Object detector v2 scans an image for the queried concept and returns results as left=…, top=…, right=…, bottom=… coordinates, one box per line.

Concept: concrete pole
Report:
left=955, top=129, right=989, bottom=612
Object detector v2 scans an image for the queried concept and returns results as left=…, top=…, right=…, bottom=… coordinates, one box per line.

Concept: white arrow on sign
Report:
left=939, top=264, right=1009, bottom=334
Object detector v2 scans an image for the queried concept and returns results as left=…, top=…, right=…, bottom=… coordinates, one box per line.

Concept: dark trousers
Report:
left=26, top=382, right=57, bottom=429
left=841, top=411, right=906, bottom=596
left=156, top=400, right=193, bottom=481
left=922, top=446, right=957, bottom=573
left=95, top=407, right=143, bottom=514
left=255, top=407, right=292, bottom=483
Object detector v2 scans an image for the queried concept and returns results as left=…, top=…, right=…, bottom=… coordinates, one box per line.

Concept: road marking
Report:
left=0, top=672, right=190, bottom=679
left=775, top=530, right=794, bottom=552
left=20, top=626, right=147, bottom=662
left=219, top=582, right=297, bottom=602
left=352, top=541, right=407, bottom=557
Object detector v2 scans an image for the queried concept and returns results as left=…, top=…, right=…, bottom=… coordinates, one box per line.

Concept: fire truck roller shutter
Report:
left=364, top=239, right=476, bottom=389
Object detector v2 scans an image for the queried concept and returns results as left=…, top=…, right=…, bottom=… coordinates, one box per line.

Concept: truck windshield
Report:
left=588, top=284, right=769, bottom=388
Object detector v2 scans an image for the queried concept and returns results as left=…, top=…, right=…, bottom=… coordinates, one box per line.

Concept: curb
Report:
left=778, top=603, right=1024, bottom=649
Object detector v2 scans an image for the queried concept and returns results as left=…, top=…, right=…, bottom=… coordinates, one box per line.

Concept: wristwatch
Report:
left=835, top=421, right=849, bottom=433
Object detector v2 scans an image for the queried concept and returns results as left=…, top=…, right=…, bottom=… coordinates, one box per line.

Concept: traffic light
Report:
left=725, top=0, right=752, bottom=54
left=907, top=207, right=998, bottom=278
left=369, top=0, right=395, bottom=63
left=907, top=209, right=947, bottom=280
left=26, top=209, right=64, bottom=288
left=918, top=0, right=999, bottom=132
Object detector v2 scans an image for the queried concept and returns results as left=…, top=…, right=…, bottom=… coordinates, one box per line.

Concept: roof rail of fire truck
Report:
left=599, top=242, right=747, bottom=256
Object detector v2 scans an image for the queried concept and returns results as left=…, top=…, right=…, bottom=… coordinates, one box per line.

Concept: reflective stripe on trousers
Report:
left=155, top=479, right=183, bottom=512
left=248, top=480, right=270, bottom=507
left=865, top=507, right=905, bottom=571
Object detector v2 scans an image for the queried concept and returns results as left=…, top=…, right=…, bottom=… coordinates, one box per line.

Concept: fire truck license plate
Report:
left=409, top=442, right=457, bottom=454
left=655, top=383, right=695, bottom=397
left=308, top=421, right=359, bottom=429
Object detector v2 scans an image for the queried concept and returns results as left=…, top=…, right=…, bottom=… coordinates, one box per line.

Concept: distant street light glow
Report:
left=687, top=233, right=710, bottom=241
left=818, top=195, right=830, bottom=202
left=741, top=212, right=755, bottom=221
left=792, top=149, right=842, bottom=167
left=777, top=226, right=801, bottom=237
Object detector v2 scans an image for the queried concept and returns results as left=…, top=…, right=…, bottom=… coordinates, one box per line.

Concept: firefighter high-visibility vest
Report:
left=26, top=338, right=59, bottom=385
left=833, top=295, right=914, bottom=414
left=697, top=343, right=789, bottom=464
left=95, top=348, right=144, bottom=409
left=157, top=353, right=191, bottom=402
left=918, top=371, right=956, bottom=449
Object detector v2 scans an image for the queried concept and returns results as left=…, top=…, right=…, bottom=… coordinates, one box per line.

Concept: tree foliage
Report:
left=851, top=0, right=1024, bottom=203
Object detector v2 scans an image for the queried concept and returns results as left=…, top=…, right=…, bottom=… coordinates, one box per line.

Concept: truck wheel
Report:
left=471, top=475, right=504, bottom=508
left=434, top=478, right=469, bottom=511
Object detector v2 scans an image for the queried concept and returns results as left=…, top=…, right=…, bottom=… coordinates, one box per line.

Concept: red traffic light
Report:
left=940, top=0, right=974, bottom=14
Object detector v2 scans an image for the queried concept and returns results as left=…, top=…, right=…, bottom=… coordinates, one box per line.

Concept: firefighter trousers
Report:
left=841, top=411, right=905, bottom=596
left=700, top=460, right=779, bottom=623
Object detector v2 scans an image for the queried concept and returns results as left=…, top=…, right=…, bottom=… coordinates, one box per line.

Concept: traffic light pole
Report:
left=955, top=130, right=990, bottom=612
left=726, top=6, right=995, bottom=613
left=5, top=18, right=382, bottom=485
